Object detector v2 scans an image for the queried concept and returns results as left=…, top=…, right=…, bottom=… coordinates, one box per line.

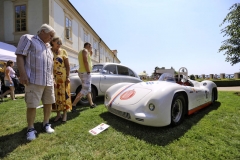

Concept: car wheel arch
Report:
left=173, top=91, right=188, bottom=115
left=170, top=91, right=188, bottom=126
left=74, top=84, right=98, bottom=105
left=212, top=87, right=218, bottom=103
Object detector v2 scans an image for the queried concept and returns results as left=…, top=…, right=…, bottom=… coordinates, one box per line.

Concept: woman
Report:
left=50, top=37, right=72, bottom=122
left=0, top=60, right=16, bottom=100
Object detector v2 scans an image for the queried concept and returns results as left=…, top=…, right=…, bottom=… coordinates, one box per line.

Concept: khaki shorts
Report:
left=25, top=83, right=55, bottom=108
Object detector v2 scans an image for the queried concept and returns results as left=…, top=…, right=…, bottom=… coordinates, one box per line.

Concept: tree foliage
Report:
left=219, top=3, right=240, bottom=65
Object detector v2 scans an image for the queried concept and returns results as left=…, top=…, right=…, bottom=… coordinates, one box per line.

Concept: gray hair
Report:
left=37, top=24, right=55, bottom=34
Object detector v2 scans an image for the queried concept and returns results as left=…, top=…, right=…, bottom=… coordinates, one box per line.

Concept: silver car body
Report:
left=69, top=63, right=142, bottom=104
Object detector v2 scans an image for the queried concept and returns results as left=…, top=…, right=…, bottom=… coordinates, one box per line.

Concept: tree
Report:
left=219, top=3, right=240, bottom=65
left=153, top=66, right=160, bottom=74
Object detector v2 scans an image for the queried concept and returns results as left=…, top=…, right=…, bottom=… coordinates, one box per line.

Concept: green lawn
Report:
left=0, top=92, right=240, bottom=160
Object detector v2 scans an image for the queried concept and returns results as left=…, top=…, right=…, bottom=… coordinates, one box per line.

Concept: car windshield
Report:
left=158, top=73, right=176, bottom=82
left=92, top=64, right=103, bottom=73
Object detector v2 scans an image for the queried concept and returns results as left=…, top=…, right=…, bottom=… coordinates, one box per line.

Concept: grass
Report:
left=0, top=92, right=240, bottom=160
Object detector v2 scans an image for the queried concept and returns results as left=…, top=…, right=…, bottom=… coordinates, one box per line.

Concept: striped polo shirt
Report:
left=15, top=34, right=54, bottom=86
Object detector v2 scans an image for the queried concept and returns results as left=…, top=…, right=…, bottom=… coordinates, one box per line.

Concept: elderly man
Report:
left=16, top=24, right=55, bottom=141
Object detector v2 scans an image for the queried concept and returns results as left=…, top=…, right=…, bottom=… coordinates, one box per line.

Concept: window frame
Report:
left=84, top=31, right=88, bottom=42
left=14, top=4, right=27, bottom=32
left=102, top=65, right=117, bottom=75
left=117, top=65, right=129, bottom=76
left=65, top=16, right=72, bottom=41
left=128, top=68, right=136, bottom=77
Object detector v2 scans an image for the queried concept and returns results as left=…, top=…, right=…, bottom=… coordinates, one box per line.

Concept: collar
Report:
left=35, top=35, right=51, bottom=48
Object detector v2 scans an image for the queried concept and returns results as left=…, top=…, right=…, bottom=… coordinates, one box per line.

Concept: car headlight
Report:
left=149, top=103, right=155, bottom=111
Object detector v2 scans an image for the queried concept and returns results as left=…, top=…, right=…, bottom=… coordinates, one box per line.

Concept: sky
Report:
left=69, top=0, right=240, bottom=76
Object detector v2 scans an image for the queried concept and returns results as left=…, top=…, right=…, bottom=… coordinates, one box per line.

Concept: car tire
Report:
left=74, top=85, right=97, bottom=106
left=170, top=93, right=186, bottom=126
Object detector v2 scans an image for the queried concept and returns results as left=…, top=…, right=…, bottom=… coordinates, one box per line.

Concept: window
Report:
left=99, top=45, right=103, bottom=62
left=129, top=69, right=136, bottom=77
left=103, top=65, right=117, bottom=75
left=84, top=31, right=88, bottom=42
left=65, top=17, right=72, bottom=40
left=15, top=5, right=26, bottom=32
left=117, top=66, right=129, bottom=76
left=93, top=39, right=98, bottom=57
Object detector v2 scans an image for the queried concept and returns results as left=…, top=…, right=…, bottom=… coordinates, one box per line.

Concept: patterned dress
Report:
left=52, top=48, right=72, bottom=112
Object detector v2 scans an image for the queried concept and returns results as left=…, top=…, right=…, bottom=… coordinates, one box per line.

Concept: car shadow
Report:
left=99, top=101, right=221, bottom=146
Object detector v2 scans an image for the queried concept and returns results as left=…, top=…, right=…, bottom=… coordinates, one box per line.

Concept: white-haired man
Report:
left=16, top=24, right=56, bottom=140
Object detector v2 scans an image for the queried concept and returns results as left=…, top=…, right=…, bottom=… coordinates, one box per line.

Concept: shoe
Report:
left=43, top=123, right=55, bottom=133
left=90, top=103, right=97, bottom=109
left=71, top=106, right=77, bottom=113
left=54, top=116, right=62, bottom=122
left=27, top=128, right=37, bottom=141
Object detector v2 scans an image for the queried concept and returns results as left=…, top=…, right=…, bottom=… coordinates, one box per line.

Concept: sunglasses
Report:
left=57, top=41, right=62, bottom=45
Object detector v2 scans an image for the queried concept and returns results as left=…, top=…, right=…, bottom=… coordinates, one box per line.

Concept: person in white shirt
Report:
left=0, top=60, right=16, bottom=100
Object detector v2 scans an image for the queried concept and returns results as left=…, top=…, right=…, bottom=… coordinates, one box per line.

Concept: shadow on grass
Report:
left=0, top=96, right=99, bottom=159
left=100, top=101, right=221, bottom=146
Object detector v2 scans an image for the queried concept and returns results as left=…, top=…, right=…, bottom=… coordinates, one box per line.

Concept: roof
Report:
left=66, top=0, right=120, bottom=63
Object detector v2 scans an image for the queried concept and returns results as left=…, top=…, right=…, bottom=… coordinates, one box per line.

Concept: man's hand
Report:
left=17, top=55, right=29, bottom=85
left=19, top=75, right=29, bottom=86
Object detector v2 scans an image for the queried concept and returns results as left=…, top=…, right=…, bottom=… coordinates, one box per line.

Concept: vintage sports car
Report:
left=70, top=63, right=142, bottom=105
left=104, top=67, right=218, bottom=127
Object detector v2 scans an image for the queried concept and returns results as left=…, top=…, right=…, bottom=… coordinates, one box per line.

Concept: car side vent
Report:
left=109, top=107, right=131, bottom=119
left=135, top=118, right=144, bottom=122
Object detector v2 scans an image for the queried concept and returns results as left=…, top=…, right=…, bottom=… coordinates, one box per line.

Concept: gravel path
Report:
left=217, top=86, right=240, bottom=91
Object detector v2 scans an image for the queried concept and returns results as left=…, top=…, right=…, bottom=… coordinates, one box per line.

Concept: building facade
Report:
left=0, top=0, right=120, bottom=67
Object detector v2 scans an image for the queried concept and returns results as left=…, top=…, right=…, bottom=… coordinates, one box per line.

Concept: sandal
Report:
left=54, top=116, right=62, bottom=122
left=62, top=114, right=67, bottom=123
left=90, top=104, right=97, bottom=109
left=71, top=106, right=77, bottom=113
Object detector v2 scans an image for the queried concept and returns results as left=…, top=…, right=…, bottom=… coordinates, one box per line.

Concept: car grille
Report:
left=109, top=107, right=131, bottom=119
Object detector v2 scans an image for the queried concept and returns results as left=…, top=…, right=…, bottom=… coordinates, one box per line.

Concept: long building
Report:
left=0, top=0, right=120, bottom=67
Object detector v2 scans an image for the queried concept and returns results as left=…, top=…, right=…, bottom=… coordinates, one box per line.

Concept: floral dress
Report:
left=52, top=48, right=72, bottom=112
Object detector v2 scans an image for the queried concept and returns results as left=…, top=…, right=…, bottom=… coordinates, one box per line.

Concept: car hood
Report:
left=112, top=81, right=177, bottom=105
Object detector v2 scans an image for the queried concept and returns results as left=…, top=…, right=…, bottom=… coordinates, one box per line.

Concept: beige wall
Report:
left=0, top=0, right=4, bottom=41
left=27, top=0, right=43, bottom=34
left=1, top=0, right=45, bottom=45
left=3, top=1, right=14, bottom=42
left=0, top=0, right=120, bottom=66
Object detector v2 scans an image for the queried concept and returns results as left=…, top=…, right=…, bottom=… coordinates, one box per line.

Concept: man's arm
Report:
left=17, top=55, right=29, bottom=85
